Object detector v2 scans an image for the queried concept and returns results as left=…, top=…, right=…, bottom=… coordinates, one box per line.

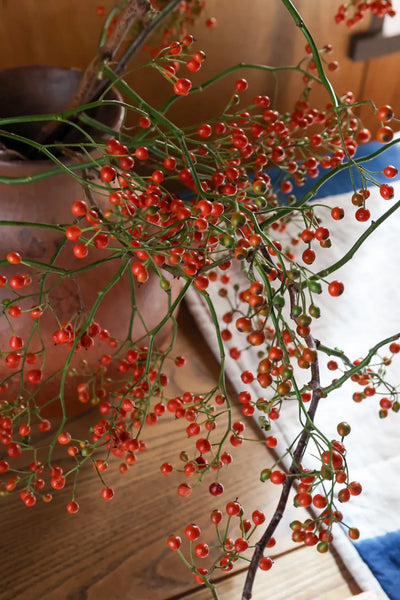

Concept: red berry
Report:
left=376, top=126, right=394, bottom=144
left=101, top=487, right=114, bottom=501
left=119, top=156, right=134, bottom=170
left=193, top=50, right=206, bottom=64
left=178, top=483, right=192, bottom=497
left=302, top=249, right=316, bottom=264
left=328, top=281, right=344, bottom=297
left=167, top=535, right=182, bottom=551
left=10, top=335, right=23, bottom=350
left=313, top=494, right=327, bottom=509
left=270, top=470, right=286, bottom=484
left=7, top=442, right=22, bottom=458
left=0, top=460, right=9, bottom=473
left=322, top=449, right=343, bottom=469
left=174, top=78, right=192, bottom=96
left=265, top=436, right=277, bottom=449
left=252, top=509, right=265, bottom=525
left=355, top=207, right=370, bottom=222
left=23, top=492, right=37, bottom=507
left=100, top=166, right=117, bottom=182
left=9, top=275, right=25, bottom=290
left=209, top=482, right=224, bottom=496
left=206, top=17, right=217, bottom=28
left=195, top=543, right=209, bottom=558
left=6, top=252, right=21, bottom=265
left=185, top=524, right=201, bottom=541
left=301, top=228, right=314, bottom=243
left=383, top=165, right=398, bottom=179
left=197, top=124, right=212, bottom=138
left=51, top=475, right=66, bottom=490
left=160, top=462, right=173, bottom=475
left=38, top=419, right=51, bottom=432
left=234, top=537, right=248, bottom=553
left=71, top=200, right=87, bottom=216
left=348, top=528, right=360, bottom=540
left=66, top=225, right=82, bottom=241
left=315, top=227, right=329, bottom=241
left=194, top=275, right=209, bottom=290
left=193, top=568, right=208, bottom=584
left=380, top=184, right=394, bottom=200
left=235, top=78, right=248, bottom=92
left=377, top=104, right=394, bottom=122
left=24, top=367, right=41, bottom=385
left=186, top=58, right=201, bottom=73
left=139, top=116, right=151, bottom=129
left=66, top=501, right=80, bottom=514
left=348, top=481, right=362, bottom=496
left=357, top=128, right=371, bottom=144
left=331, top=206, right=344, bottom=220
left=73, top=244, right=88, bottom=259
left=259, top=557, right=273, bottom=571
left=226, top=501, right=242, bottom=516
left=135, top=146, right=149, bottom=160
left=58, top=431, right=71, bottom=445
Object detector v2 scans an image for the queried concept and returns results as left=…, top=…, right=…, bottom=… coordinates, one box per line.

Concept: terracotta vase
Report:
left=0, top=66, right=179, bottom=415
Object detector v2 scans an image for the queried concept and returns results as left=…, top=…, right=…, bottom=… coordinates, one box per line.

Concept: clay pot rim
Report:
left=0, top=64, right=125, bottom=167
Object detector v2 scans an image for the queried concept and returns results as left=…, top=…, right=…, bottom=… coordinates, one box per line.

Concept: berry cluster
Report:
left=0, top=4, right=399, bottom=596
left=167, top=502, right=274, bottom=584
left=335, top=1, right=395, bottom=27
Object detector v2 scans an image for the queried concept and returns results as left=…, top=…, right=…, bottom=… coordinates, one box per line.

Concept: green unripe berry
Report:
left=272, top=295, right=285, bottom=307
left=260, top=468, right=271, bottom=482
left=292, top=305, right=302, bottom=317
left=308, top=280, right=322, bottom=294
left=309, top=304, right=320, bottom=318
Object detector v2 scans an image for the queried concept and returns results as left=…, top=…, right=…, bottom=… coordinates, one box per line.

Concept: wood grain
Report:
left=0, top=304, right=360, bottom=600
left=187, top=546, right=358, bottom=600
left=0, top=1, right=395, bottom=132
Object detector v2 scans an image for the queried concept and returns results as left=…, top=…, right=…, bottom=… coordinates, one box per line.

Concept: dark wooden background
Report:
left=0, top=0, right=399, bottom=134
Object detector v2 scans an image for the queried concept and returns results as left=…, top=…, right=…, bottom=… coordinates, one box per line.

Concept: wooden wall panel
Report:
left=0, top=0, right=114, bottom=69
left=0, top=0, right=396, bottom=133
left=125, top=0, right=370, bottom=128
left=358, top=52, right=400, bottom=129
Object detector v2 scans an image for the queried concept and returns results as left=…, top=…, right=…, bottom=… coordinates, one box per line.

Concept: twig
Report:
left=71, top=0, right=152, bottom=110
left=242, top=284, right=322, bottom=600
left=36, top=0, right=152, bottom=146
left=112, top=0, right=182, bottom=76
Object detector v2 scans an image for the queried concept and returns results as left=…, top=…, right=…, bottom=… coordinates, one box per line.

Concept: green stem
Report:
left=261, top=137, right=400, bottom=229
left=280, top=0, right=339, bottom=109
left=48, top=257, right=131, bottom=460
left=313, top=196, right=400, bottom=281
left=161, top=62, right=321, bottom=114
left=323, top=332, right=400, bottom=395
left=102, top=65, right=184, bottom=136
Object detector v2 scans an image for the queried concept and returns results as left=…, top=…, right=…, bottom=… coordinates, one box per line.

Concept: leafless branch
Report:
left=242, top=284, right=323, bottom=600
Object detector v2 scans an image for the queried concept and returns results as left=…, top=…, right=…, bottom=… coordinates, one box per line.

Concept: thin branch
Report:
left=312, top=196, right=400, bottom=280
left=242, top=284, right=322, bottom=599
left=37, top=0, right=152, bottom=146
left=112, top=0, right=182, bottom=76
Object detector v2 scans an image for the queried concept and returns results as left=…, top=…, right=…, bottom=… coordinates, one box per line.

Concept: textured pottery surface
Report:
left=0, top=66, right=179, bottom=412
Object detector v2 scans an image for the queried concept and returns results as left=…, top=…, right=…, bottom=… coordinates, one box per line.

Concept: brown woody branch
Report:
left=37, top=0, right=152, bottom=146
left=242, top=284, right=323, bottom=600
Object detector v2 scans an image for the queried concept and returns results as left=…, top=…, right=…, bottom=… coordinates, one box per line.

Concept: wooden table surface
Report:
left=0, top=303, right=362, bottom=600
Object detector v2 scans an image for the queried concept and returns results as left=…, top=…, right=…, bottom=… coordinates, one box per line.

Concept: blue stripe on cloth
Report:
left=178, top=141, right=400, bottom=203
left=356, top=530, right=400, bottom=600
left=270, top=141, right=400, bottom=200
